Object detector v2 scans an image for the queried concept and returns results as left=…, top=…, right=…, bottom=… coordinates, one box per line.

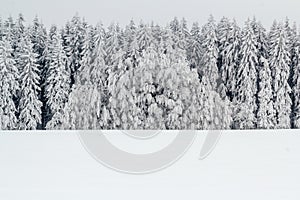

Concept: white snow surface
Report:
left=0, top=130, right=299, bottom=200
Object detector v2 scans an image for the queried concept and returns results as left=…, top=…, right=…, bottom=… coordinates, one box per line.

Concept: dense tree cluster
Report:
left=0, top=14, right=299, bottom=130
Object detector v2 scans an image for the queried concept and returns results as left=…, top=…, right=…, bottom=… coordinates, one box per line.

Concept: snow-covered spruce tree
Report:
left=63, top=14, right=85, bottom=87
left=199, top=15, right=219, bottom=90
left=284, top=18, right=297, bottom=56
left=88, top=23, right=107, bottom=87
left=104, top=23, right=125, bottom=68
left=30, top=16, right=47, bottom=68
left=195, top=16, right=232, bottom=129
left=169, top=17, right=189, bottom=50
left=30, top=16, right=48, bottom=129
left=257, top=57, right=276, bottom=128
left=55, top=25, right=109, bottom=130
left=187, top=22, right=201, bottom=70
left=45, top=25, right=71, bottom=129
left=0, top=38, right=19, bottom=130
left=292, top=33, right=300, bottom=128
left=217, top=19, right=240, bottom=100
left=3, top=16, right=15, bottom=40
left=17, top=33, right=42, bottom=130
left=124, top=21, right=140, bottom=69
left=284, top=18, right=299, bottom=128
left=217, top=17, right=231, bottom=57
left=251, top=19, right=276, bottom=129
left=233, top=19, right=258, bottom=129
left=136, top=22, right=153, bottom=52
left=269, top=22, right=292, bottom=129
left=89, top=24, right=111, bottom=128
left=0, top=17, right=5, bottom=40
left=76, top=25, right=95, bottom=83
left=150, top=22, right=163, bottom=47
left=11, top=14, right=25, bottom=52
left=105, top=23, right=127, bottom=95
left=124, top=20, right=138, bottom=56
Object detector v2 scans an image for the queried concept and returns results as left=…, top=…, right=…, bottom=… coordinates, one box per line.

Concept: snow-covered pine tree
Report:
left=169, top=18, right=189, bottom=50
left=150, top=21, right=163, bottom=48
left=217, top=17, right=230, bottom=57
left=89, top=24, right=111, bottom=128
left=105, top=23, right=127, bottom=98
left=187, top=22, right=201, bottom=69
left=292, top=33, right=300, bottom=128
left=284, top=18, right=297, bottom=55
left=18, top=33, right=42, bottom=130
left=55, top=24, right=109, bottom=130
left=194, top=16, right=233, bottom=129
left=88, top=23, right=107, bottom=87
left=11, top=14, right=25, bottom=52
left=63, top=14, right=85, bottom=87
left=0, top=37, right=19, bottom=130
left=136, top=22, right=153, bottom=52
left=269, top=22, right=292, bottom=129
left=124, top=20, right=137, bottom=55
left=284, top=19, right=299, bottom=128
left=0, top=17, right=4, bottom=40
left=77, top=25, right=94, bottom=83
left=252, top=18, right=276, bottom=128
left=257, top=57, right=276, bottom=128
left=124, top=20, right=139, bottom=68
left=44, top=25, right=70, bottom=129
left=217, top=19, right=240, bottom=100
left=3, top=16, right=15, bottom=40
left=233, top=19, right=258, bottom=129
left=30, top=16, right=48, bottom=129
left=199, top=15, right=219, bottom=90
left=30, top=16, right=47, bottom=67
left=104, top=23, right=125, bottom=67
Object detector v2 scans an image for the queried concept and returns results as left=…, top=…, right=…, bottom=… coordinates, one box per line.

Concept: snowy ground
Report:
left=0, top=130, right=300, bottom=200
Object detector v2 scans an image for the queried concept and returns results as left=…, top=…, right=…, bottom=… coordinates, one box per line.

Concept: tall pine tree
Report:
left=18, top=33, right=42, bottom=130
left=269, top=22, right=292, bottom=129
left=233, top=19, right=258, bottom=129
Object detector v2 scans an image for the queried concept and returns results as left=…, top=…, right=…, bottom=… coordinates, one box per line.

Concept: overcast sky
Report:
left=0, top=0, right=300, bottom=28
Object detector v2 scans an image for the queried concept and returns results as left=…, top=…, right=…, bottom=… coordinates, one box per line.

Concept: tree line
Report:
left=0, top=14, right=299, bottom=130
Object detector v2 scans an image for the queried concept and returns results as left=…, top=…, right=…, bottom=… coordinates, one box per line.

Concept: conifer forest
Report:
left=0, top=14, right=299, bottom=130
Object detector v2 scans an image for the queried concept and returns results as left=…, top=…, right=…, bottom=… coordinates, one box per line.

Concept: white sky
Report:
left=0, top=0, right=300, bottom=28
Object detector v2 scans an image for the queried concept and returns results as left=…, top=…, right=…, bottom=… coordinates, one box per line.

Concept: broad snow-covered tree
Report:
left=269, top=22, right=292, bottom=129
left=0, top=38, right=19, bottom=130
left=109, top=41, right=231, bottom=129
left=18, top=33, right=42, bottom=130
